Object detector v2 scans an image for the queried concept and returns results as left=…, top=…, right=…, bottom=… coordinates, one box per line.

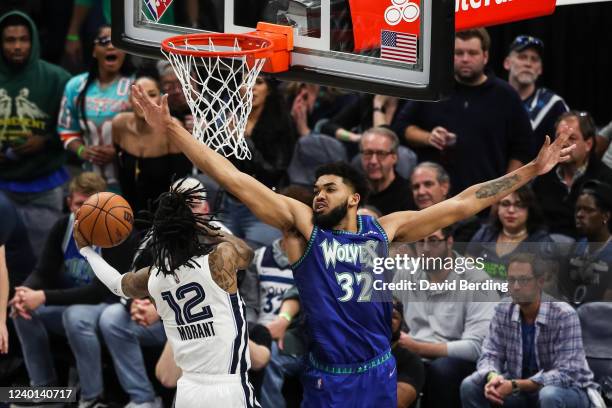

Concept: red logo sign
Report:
left=455, top=0, right=556, bottom=31
left=348, top=0, right=421, bottom=52
left=348, top=0, right=556, bottom=53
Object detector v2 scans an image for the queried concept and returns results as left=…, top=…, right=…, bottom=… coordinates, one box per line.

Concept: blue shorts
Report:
left=301, top=350, right=397, bottom=408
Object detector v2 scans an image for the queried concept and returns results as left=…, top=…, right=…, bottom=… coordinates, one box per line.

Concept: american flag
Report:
left=380, top=30, right=418, bottom=64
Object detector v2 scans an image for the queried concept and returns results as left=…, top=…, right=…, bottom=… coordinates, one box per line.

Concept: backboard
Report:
left=111, top=0, right=455, bottom=101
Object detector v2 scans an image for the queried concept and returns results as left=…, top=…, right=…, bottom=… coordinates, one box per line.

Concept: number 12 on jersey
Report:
left=161, top=282, right=213, bottom=325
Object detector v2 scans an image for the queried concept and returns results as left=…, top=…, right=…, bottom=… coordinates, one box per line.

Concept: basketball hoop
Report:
left=161, top=23, right=293, bottom=160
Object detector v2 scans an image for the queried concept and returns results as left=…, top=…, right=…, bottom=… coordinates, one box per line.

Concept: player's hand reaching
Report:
left=131, top=84, right=173, bottom=132
left=72, top=220, right=90, bottom=249
left=533, top=123, right=576, bottom=175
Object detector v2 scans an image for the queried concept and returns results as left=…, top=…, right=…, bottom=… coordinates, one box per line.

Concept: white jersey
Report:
left=148, top=254, right=251, bottom=376
left=253, top=245, right=294, bottom=325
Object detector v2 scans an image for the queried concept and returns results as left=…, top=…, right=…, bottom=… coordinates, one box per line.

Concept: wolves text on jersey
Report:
left=319, top=238, right=380, bottom=269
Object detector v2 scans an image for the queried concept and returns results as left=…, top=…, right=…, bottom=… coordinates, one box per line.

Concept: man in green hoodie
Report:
left=0, top=11, right=71, bottom=255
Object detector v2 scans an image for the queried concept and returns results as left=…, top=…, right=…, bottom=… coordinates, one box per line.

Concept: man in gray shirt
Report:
left=393, top=225, right=499, bottom=408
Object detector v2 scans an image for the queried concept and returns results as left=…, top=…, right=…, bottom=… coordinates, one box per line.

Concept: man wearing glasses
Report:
left=393, top=226, right=499, bottom=408
left=359, top=127, right=415, bottom=215
left=504, top=35, right=569, bottom=152
left=533, top=111, right=612, bottom=239
left=461, top=252, right=598, bottom=408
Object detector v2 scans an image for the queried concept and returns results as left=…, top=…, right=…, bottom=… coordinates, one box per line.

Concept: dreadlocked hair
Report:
left=138, top=179, right=220, bottom=277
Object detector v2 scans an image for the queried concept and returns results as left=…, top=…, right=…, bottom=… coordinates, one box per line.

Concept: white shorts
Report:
left=175, top=372, right=259, bottom=408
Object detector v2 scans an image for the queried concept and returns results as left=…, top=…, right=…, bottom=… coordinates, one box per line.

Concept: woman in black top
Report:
left=112, top=76, right=192, bottom=215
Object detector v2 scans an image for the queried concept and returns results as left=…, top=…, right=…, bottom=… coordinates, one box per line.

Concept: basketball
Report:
left=76, top=192, right=134, bottom=248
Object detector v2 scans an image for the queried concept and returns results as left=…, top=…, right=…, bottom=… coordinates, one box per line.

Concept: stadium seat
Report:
left=577, top=302, right=612, bottom=405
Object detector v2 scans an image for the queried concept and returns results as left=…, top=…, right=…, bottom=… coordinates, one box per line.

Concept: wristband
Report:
left=339, top=129, right=352, bottom=142
left=279, top=312, right=292, bottom=323
left=487, top=371, right=498, bottom=382
left=373, top=106, right=385, bottom=113
left=76, top=145, right=85, bottom=158
left=66, top=34, right=80, bottom=41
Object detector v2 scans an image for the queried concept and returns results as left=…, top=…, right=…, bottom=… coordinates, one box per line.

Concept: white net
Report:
left=162, top=37, right=270, bottom=160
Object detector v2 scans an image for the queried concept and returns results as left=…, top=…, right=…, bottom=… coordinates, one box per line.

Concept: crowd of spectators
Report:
left=2, top=5, right=612, bottom=408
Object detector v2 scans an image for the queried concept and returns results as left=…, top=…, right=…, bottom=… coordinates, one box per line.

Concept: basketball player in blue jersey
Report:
left=131, top=84, right=575, bottom=407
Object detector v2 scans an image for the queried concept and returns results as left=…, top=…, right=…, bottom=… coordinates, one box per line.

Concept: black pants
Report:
left=421, top=357, right=476, bottom=408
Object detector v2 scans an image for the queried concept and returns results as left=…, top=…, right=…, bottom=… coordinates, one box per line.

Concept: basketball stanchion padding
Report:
left=76, top=192, right=134, bottom=248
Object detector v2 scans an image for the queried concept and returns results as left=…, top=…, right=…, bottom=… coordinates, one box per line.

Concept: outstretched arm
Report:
left=131, top=85, right=312, bottom=235
left=380, top=130, right=575, bottom=242
left=75, top=223, right=150, bottom=299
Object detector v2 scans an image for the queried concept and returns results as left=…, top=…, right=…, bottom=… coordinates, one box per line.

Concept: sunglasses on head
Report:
left=572, top=110, right=596, bottom=127
left=512, top=35, right=544, bottom=49
left=95, top=36, right=112, bottom=47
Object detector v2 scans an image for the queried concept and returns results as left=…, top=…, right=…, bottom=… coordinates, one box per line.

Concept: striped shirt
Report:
left=470, top=299, right=596, bottom=389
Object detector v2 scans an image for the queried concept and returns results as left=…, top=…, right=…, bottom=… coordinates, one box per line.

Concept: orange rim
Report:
left=161, top=33, right=274, bottom=60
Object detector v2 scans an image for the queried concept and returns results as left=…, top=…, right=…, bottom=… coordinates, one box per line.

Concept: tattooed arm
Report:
left=380, top=131, right=576, bottom=242
left=203, top=229, right=253, bottom=271
left=120, top=267, right=152, bottom=299
left=208, top=241, right=254, bottom=294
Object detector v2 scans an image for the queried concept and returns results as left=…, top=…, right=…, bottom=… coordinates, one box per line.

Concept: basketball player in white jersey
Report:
left=74, top=180, right=260, bottom=408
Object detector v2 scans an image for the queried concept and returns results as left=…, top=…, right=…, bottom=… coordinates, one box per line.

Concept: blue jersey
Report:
left=293, top=215, right=392, bottom=364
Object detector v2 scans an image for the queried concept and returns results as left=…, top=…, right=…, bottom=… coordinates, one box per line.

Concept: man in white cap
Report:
left=504, top=35, right=569, bottom=150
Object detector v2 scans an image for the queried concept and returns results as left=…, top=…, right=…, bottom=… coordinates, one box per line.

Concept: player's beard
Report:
left=312, top=200, right=348, bottom=230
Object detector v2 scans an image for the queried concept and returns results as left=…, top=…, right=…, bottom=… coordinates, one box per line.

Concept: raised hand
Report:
left=131, top=84, right=173, bottom=131
left=533, top=123, right=576, bottom=175
left=291, top=90, right=310, bottom=137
